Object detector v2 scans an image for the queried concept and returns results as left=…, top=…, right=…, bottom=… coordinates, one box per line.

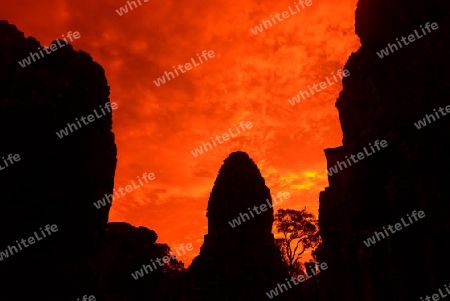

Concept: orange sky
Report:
left=1, top=0, right=360, bottom=266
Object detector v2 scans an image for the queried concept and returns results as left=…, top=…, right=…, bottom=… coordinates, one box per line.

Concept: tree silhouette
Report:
left=274, top=208, right=321, bottom=276
left=157, top=244, right=187, bottom=300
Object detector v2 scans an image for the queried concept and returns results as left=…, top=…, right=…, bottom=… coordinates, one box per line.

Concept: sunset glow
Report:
left=1, top=0, right=360, bottom=265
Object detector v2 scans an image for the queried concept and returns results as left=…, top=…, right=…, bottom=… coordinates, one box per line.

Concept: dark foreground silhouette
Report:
left=317, top=0, right=450, bottom=300
left=1, top=0, right=450, bottom=299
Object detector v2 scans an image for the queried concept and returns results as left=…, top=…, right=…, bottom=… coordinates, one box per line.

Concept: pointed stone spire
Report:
left=188, top=151, right=287, bottom=300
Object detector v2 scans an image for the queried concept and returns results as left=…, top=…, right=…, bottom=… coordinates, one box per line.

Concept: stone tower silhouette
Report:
left=187, top=151, right=287, bottom=301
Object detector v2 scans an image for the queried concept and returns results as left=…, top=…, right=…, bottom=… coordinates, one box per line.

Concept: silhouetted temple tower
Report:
left=187, top=151, right=287, bottom=301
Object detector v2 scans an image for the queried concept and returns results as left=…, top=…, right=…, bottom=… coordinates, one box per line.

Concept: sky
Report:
left=1, top=0, right=360, bottom=266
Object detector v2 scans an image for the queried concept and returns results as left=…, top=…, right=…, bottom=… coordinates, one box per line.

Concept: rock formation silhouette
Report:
left=187, top=151, right=287, bottom=301
left=0, top=21, right=185, bottom=301
left=99, top=222, right=186, bottom=301
left=317, top=1, right=450, bottom=300
left=0, top=20, right=116, bottom=300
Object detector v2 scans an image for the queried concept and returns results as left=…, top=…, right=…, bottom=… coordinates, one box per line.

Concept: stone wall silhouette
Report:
left=0, top=20, right=117, bottom=300
left=317, top=1, right=450, bottom=300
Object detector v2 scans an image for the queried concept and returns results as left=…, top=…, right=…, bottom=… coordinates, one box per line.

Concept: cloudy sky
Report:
left=1, top=0, right=360, bottom=265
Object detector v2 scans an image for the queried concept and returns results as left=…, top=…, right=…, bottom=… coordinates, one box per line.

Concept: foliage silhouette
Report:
left=274, top=208, right=321, bottom=276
